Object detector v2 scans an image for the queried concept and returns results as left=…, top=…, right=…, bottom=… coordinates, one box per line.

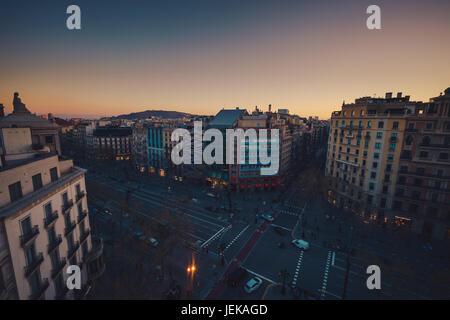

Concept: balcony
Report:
left=77, top=211, right=88, bottom=223
left=86, top=237, right=105, bottom=281
left=419, top=143, right=450, bottom=149
left=62, top=200, right=74, bottom=214
left=67, top=241, right=80, bottom=260
left=76, top=191, right=85, bottom=202
left=29, top=278, right=49, bottom=300
left=64, top=221, right=76, bottom=236
left=20, top=225, right=39, bottom=247
left=47, top=235, right=62, bottom=254
left=80, top=228, right=90, bottom=244
left=24, top=252, right=44, bottom=278
left=51, top=258, right=67, bottom=279
left=43, top=211, right=58, bottom=229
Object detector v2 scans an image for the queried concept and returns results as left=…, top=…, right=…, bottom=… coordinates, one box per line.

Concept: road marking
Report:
left=201, top=226, right=227, bottom=248
left=270, top=223, right=292, bottom=232
left=241, top=267, right=276, bottom=284
left=291, top=250, right=304, bottom=287
left=331, top=252, right=336, bottom=266
left=224, top=225, right=250, bottom=252
left=320, top=250, right=333, bottom=300
left=319, top=289, right=342, bottom=300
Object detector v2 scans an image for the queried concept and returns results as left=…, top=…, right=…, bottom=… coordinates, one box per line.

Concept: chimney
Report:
left=0, top=104, right=4, bottom=118
left=397, top=92, right=402, bottom=98
left=385, top=92, right=392, bottom=99
left=269, top=104, right=272, bottom=113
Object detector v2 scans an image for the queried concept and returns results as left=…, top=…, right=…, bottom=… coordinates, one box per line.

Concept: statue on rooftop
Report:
left=12, top=92, right=30, bottom=114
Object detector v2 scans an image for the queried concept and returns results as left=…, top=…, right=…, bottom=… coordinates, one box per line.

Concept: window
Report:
left=364, top=141, right=369, bottom=147
left=48, top=226, right=57, bottom=244
left=367, top=121, right=372, bottom=128
left=24, top=242, right=36, bottom=266
left=359, top=121, right=363, bottom=128
left=50, top=167, right=58, bottom=182
left=416, top=167, right=425, bottom=175
left=425, top=122, right=433, bottom=130
left=439, top=153, right=449, bottom=160
left=376, top=132, right=382, bottom=139
left=375, top=142, right=381, bottom=149
left=45, top=135, right=53, bottom=143
left=62, top=192, right=69, bottom=206
left=369, top=183, right=375, bottom=191
left=378, top=121, right=384, bottom=128
left=374, top=153, right=380, bottom=159
left=408, top=123, right=415, bottom=130
left=389, top=144, right=396, bottom=150
left=44, top=203, right=53, bottom=218
left=32, top=173, right=43, bottom=191
left=393, top=122, right=399, bottom=129
left=373, top=162, right=378, bottom=168
left=419, top=151, right=428, bottom=158
left=50, top=249, right=60, bottom=270
left=422, top=136, right=430, bottom=146
left=387, top=154, right=394, bottom=161
left=405, top=135, right=413, bottom=145
left=370, top=172, right=376, bottom=179
left=9, top=181, right=23, bottom=202
left=29, top=270, right=41, bottom=295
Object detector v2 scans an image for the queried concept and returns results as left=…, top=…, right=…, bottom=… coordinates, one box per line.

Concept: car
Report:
left=146, top=237, right=159, bottom=247
left=206, top=193, right=215, bottom=198
left=244, top=277, right=263, bottom=293
left=292, top=239, right=310, bottom=250
left=261, top=214, right=274, bottom=222
left=226, top=267, right=248, bottom=287
left=273, top=226, right=287, bottom=236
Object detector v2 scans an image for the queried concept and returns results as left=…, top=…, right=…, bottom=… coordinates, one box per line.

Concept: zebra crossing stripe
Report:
left=320, top=251, right=333, bottom=300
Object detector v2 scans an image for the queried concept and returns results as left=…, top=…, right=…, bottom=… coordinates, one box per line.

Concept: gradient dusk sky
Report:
left=0, top=0, right=449, bottom=119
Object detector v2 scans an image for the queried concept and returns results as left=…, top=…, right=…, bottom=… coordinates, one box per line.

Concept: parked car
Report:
left=273, top=226, right=287, bottom=236
left=292, top=239, right=310, bottom=250
left=227, top=267, right=248, bottom=287
left=261, top=214, right=274, bottom=222
left=146, top=237, right=159, bottom=247
left=244, top=277, right=263, bottom=293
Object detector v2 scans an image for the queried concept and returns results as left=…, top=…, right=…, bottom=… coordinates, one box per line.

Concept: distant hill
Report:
left=111, top=110, right=196, bottom=120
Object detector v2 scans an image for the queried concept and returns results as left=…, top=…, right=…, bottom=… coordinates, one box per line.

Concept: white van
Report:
left=292, top=239, right=310, bottom=250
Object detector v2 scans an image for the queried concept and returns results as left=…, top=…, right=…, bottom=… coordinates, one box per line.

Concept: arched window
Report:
left=405, top=135, right=413, bottom=145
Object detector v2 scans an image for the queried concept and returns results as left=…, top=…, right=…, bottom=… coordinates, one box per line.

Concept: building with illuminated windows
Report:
left=325, top=89, right=450, bottom=239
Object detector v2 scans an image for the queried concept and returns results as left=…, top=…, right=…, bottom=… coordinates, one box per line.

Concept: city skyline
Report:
left=1, top=0, right=449, bottom=119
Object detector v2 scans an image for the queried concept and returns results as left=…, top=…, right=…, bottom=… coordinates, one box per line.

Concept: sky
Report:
left=0, top=0, right=449, bottom=119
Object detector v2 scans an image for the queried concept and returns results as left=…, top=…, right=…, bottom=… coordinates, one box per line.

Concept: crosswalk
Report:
left=320, top=251, right=333, bottom=299
left=291, top=251, right=304, bottom=288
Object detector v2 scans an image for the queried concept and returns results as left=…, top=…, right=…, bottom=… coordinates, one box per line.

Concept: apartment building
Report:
left=326, top=89, right=450, bottom=239
left=93, top=127, right=132, bottom=161
left=0, top=100, right=104, bottom=299
left=393, top=88, right=450, bottom=239
left=326, top=92, right=418, bottom=221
